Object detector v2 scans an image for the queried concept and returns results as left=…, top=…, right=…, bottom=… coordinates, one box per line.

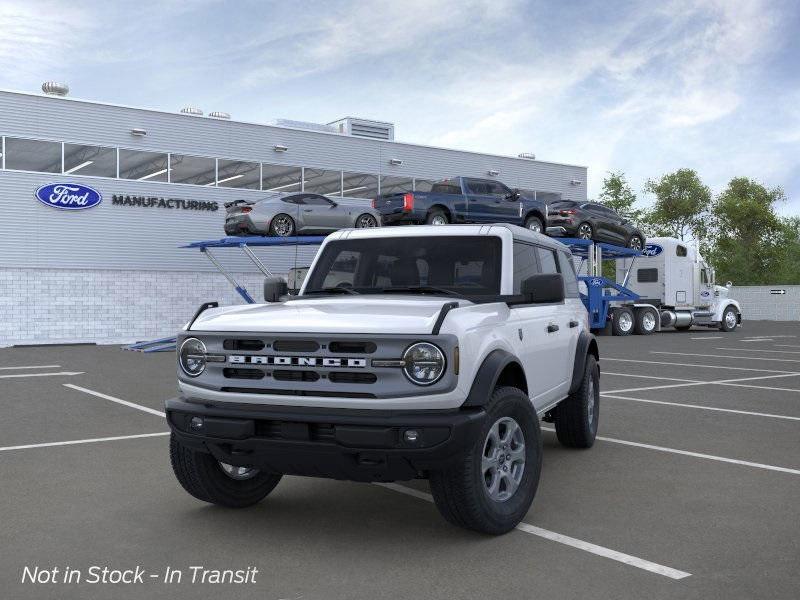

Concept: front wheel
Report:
left=627, top=235, right=644, bottom=251
left=269, top=214, right=295, bottom=237
left=553, top=355, right=599, bottom=448
left=577, top=222, right=593, bottom=240
left=429, top=386, right=542, bottom=535
left=720, top=306, right=738, bottom=332
left=524, top=215, right=543, bottom=233
left=170, top=434, right=282, bottom=508
left=355, top=213, right=378, bottom=228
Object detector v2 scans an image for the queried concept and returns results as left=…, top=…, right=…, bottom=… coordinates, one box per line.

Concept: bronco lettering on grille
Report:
left=228, top=355, right=367, bottom=368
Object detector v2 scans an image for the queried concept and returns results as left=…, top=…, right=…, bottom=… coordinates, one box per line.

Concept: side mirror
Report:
left=505, top=189, right=521, bottom=201
left=508, top=273, right=565, bottom=304
left=726, top=281, right=732, bottom=288
left=329, top=201, right=338, bottom=208
left=264, top=277, right=288, bottom=302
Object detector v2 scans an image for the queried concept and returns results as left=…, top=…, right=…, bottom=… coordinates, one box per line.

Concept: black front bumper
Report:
left=166, top=397, right=486, bottom=482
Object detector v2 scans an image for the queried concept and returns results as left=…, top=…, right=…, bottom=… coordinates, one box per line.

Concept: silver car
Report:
left=224, top=193, right=381, bottom=237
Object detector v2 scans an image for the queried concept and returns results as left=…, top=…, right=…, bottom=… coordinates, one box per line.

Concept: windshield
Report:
left=303, top=236, right=502, bottom=297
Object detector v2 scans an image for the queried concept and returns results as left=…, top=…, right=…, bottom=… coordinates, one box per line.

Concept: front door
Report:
left=301, top=195, right=349, bottom=232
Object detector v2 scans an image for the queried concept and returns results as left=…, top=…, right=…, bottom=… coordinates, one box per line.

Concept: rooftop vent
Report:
left=180, top=106, right=203, bottom=116
left=269, top=119, right=337, bottom=134
left=42, top=82, right=69, bottom=96
left=208, top=111, right=231, bottom=119
left=328, top=117, right=395, bottom=141
left=518, top=152, right=536, bottom=160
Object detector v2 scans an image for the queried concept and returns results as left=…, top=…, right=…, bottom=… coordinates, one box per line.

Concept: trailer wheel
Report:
left=611, top=307, right=634, bottom=336
left=719, top=306, right=738, bottom=332
left=633, top=307, right=657, bottom=335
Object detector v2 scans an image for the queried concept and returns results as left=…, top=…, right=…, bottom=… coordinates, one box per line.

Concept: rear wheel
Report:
left=577, top=222, right=593, bottom=240
left=426, top=209, right=449, bottom=225
left=170, top=434, right=282, bottom=508
left=611, top=307, right=634, bottom=336
left=355, top=213, right=378, bottom=228
left=720, top=306, right=738, bottom=332
left=634, top=307, right=657, bottom=335
left=627, top=235, right=644, bottom=251
left=429, top=386, right=542, bottom=535
left=524, top=215, right=543, bottom=233
left=269, top=214, right=295, bottom=237
left=553, top=355, right=599, bottom=448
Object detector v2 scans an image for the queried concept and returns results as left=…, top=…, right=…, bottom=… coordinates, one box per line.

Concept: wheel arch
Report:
left=524, top=209, right=545, bottom=226
left=428, top=204, right=452, bottom=220
left=463, top=349, right=528, bottom=407
left=569, top=331, right=599, bottom=395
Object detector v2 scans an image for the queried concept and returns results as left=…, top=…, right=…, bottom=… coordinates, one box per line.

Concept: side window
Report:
left=701, top=269, right=709, bottom=284
left=466, top=180, right=489, bottom=195
left=304, top=195, right=332, bottom=206
left=486, top=181, right=509, bottom=197
left=676, top=245, right=688, bottom=257
left=557, top=251, right=579, bottom=298
left=536, top=247, right=559, bottom=274
left=513, top=242, right=539, bottom=293
left=282, top=195, right=303, bottom=204
left=637, top=268, right=658, bottom=283
left=323, top=251, right=360, bottom=288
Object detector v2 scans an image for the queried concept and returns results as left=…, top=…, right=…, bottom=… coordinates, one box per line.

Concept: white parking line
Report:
left=0, top=371, right=84, bottom=379
left=603, top=357, right=798, bottom=374
left=542, top=427, right=800, bottom=476
left=714, top=347, right=800, bottom=354
left=740, top=338, right=773, bottom=343
left=63, top=384, right=166, bottom=418
left=0, top=364, right=61, bottom=370
left=0, top=432, right=169, bottom=453
left=604, top=372, right=699, bottom=383
left=374, top=483, right=691, bottom=580
left=602, top=394, right=800, bottom=422
left=651, top=351, right=800, bottom=363
left=603, top=372, right=800, bottom=394
left=690, top=336, right=724, bottom=340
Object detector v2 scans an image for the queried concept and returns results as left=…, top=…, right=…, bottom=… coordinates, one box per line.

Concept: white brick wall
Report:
left=730, top=286, right=800, bottom=322
left=0, top=268, right=272, bottom=347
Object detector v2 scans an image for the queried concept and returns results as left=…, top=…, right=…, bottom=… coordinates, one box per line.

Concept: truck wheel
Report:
left=426, top=209, right=449, bottom=225
left=524, top=215, right=543, bottom=233
left=553, top=355, right=599, bottom=448
left=169, top=434, right=282, bottom=508
left=269, top=214, right=295, bottom=237
left=633, top=307, right=657, bottom=335
left=720, top=306, right=738, bottom=332
left=429, top=387, right=542, bottom=535
left=611, top=307, right=634, bottom=336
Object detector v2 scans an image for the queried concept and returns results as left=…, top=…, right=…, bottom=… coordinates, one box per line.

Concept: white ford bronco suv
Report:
left=167, top=224, right=600, bottom=534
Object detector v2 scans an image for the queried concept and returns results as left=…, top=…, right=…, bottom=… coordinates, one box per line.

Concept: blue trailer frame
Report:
left=557, top=238, right=642, bottom=330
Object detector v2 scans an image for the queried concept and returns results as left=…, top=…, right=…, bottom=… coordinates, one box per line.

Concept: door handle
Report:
left=303, top=209, right=313, bottom=213
left=547, top=323, right=559, bottom=333
left=569, top=320, right=579, bottom=328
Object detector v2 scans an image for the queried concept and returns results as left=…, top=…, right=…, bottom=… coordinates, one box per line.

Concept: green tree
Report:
left=642, top=169, right=711, bottom=241
left=598, top=171, right=641, bottom=220
left=707, top=177, right=786, bottom=285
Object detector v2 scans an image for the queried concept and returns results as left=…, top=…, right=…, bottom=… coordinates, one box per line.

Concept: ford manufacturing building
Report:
left=0, top=85, right=588, bottom=346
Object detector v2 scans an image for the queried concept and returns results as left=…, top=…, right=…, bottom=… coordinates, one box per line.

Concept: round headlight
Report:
left=179, top=337, right=207, bottom=377
left=403, top=342, right=446, bottom=385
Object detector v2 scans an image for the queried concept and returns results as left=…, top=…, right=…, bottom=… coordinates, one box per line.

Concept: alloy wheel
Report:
left=482, top=417, right=526, bottom=502
left=629, top=236, right=643, bottom=250
left=272, top=215, right=293, bottom=236
left=578, top=224, right=592, bottom=239
left=356, top=214, right=377, bottom=228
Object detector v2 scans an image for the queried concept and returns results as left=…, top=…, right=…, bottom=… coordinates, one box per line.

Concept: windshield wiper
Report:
left=377, top=286, right=463, bottom=298
left=303, top=287, right=359, bottom=295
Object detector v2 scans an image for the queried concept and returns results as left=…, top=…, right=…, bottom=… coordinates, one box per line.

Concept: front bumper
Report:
left=166, top=397, right=486, bottom=482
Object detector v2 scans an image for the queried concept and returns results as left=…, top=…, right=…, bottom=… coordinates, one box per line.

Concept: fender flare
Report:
left=569, top=331, right=599, bottom=395
left=462, top=349, right=522, bottom=407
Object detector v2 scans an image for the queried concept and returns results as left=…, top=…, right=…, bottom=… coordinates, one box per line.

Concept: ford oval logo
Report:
left=641, top=243, right=663, bottom=257
left=35, top=183, right=102, bottom=210
left=589, top=278, right=603, bottom=287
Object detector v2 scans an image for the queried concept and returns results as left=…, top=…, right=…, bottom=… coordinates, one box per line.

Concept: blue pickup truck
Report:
left=372, top=177, right=548, bottom=232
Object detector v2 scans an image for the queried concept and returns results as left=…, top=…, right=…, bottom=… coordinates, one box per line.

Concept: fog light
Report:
left=404, top=429, right=420, bottom=443
left=190, top=416, right=204, bottom=431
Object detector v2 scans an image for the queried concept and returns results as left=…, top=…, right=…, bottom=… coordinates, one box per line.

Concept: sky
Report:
left=1, top=0, right=799, bottom=214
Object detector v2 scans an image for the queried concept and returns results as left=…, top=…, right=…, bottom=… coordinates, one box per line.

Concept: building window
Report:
left=4, top=137, right=61, bottom=173
left=341, top=172, right=379, bottom=198
left=262, top=164, right=302, bottom=192
left=379, top=175, right=413, bottom=195
left=217, top=159, right=260, bottom=189
left=413, top=178, right=436, bottom=192
left=63, top=144, right=117, bottom=177
left=119, top=149, right=169, bottom=182
left=170, top=154, right=216, bottom=186
left=304, top=168, right=342, bottom=196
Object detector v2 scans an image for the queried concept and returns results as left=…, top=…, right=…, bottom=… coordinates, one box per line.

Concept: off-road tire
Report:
left=720, top=306, right=738, bottom=332
left=426, top=209, right=449, bottom=225
left=269, top=214, right=295, bottom=237
left=429, top=387, right=542, bottom=535
left=633, top=307, right=657, bottom=335
left=553, top=355, right=599, bottom=448
left=611, top=307, right=634, bottom=336
left=524, top=215, right=544, bottom=233
left=170, top=434, right=282, bottom=508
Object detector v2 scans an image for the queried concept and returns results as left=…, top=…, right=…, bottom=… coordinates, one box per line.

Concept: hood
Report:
left=714, top=284, right=730, bottom=298
left=189, top=296, right=462, bottom=334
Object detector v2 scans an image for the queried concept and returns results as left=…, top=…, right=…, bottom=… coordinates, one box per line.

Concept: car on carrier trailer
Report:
left=166, top=224, right=600, bottom=534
